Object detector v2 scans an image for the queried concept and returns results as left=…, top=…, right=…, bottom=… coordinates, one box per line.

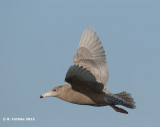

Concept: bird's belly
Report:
left=70, top=95, right=96, bottom=105
left=59, top=90, right=107, bottom=106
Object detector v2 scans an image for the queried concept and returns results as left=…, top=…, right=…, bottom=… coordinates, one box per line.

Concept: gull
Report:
left=40, top=27, right=136, bottom=114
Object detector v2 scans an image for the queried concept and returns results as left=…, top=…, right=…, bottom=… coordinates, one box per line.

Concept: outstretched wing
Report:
left=65, top=27, right=109, bottom=92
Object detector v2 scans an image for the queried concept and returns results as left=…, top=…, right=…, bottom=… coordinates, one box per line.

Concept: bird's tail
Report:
left=114, top=91, right=136, bottom=109
left=105, top=91, right=136, bottom=109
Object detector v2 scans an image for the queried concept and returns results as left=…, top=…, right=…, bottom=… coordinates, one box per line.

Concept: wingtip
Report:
left=88, top=26, right=94, bottom=32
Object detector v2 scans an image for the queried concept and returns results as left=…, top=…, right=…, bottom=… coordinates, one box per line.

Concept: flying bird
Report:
left=40, top=27, right=136, bottom=114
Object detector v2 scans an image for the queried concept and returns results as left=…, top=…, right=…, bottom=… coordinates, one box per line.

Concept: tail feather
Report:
left=115, top=92, right=136, bottom=109
left=115, top=91, right=136, bottom=109
left=105, top=91, right=136, bottom=109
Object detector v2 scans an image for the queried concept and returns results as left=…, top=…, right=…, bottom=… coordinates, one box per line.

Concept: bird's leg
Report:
left=111, top=105, right=128, bottom=114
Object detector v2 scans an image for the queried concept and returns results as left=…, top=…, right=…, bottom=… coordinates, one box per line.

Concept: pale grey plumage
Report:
left=40, top=27, right=136, bottom=114
left=71, top=27, right=109, bottom=91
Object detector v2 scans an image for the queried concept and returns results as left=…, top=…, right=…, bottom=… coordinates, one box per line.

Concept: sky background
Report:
left=0, top=0, right=160, bottom=127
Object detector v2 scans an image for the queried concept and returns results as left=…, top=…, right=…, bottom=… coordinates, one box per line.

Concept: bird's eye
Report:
left=53, top=89, right=56, bottom=91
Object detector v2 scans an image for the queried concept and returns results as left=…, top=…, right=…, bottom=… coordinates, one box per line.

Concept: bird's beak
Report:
left=40, top=92, right=51, bottom=98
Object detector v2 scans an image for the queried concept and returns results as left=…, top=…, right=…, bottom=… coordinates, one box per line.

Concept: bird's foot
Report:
left=111, top=105, right=128, bottom=114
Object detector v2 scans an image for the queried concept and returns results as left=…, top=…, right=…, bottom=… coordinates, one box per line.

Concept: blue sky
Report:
left=0, top=0, right=160, bottom=127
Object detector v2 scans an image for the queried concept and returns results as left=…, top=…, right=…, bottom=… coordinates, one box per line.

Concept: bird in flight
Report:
left=40, top=27, right=136, bottom=114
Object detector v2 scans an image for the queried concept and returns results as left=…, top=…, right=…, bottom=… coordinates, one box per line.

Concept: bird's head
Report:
left=40, top=86, right=62, bottom=98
